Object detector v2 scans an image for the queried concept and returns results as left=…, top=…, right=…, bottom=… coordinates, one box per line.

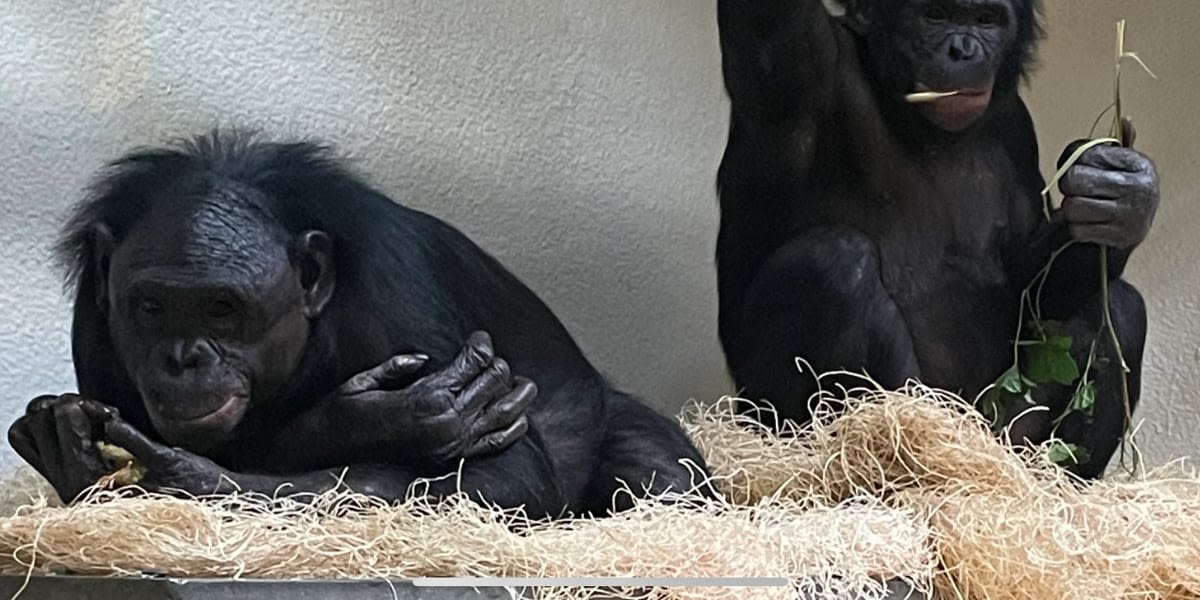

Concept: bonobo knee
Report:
left=1107, top=279, right=1148, bottom=352
left=751, top=227, right=881, bottom=300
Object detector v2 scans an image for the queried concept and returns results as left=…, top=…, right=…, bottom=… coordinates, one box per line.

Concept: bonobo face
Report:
left=100, top=195, right=333, bottom=453
left=894, top=0, right=1018, bottom=131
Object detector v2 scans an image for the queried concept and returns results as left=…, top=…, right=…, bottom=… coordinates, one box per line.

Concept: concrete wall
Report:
left=0, top=1, right=1195, bottom=474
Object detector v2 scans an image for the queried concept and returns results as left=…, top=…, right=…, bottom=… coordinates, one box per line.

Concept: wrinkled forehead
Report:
left=109, top=191, right=291, bottom=287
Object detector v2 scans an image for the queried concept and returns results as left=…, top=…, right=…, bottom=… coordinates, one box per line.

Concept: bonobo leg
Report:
left=725, top=227, right=920, bottom=426
left=1014, top=278, right=1146, bottom=479
left=234, top=432, right=569, bottom=517
left=586, top=393, right=713, bottom=515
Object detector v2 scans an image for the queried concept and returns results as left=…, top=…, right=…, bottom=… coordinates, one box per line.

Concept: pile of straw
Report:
left=1, top=383, right=1199, bottom=600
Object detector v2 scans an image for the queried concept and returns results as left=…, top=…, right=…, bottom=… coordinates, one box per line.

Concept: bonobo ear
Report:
left=297, top=230, right=335, bottom=318
left=91, top=224, right=115, bottom=312
left=841, top=0, right=873, bottom=35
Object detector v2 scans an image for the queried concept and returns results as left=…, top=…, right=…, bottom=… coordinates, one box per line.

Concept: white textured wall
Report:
left=0, top=1, right=1196, bottom=476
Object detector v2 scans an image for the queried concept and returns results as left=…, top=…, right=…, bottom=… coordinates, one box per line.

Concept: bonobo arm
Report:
left=1008, top=120, right=1159, bottom=316
left=10, top=394, right=564, bottom=516
left=264, top=332, right=536, bottom=470
left=1015, top=217, right=1131, bottom=315
left=101, top=414, right=565, bottom=516
left=717, top=0, right=840, bottom=120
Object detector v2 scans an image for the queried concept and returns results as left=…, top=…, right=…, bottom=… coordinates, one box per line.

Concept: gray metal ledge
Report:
left=0, top=575, right=929, bottom=599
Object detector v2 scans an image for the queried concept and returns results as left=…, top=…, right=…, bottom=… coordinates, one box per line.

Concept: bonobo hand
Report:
left=8, top=394, right=114, bottom=502
left=92, top=408, right=233, bottom=496
left=335, top=330, right=537, bottom=464
left=8, top=395, right=232, bottom=500
left=1057, top=117, right=1160, bottom=249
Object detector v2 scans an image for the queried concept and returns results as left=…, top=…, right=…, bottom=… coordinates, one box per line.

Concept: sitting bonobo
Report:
left=9, top=131, right=710, bottom=517
left=714, top=0, right=1160, bottom=477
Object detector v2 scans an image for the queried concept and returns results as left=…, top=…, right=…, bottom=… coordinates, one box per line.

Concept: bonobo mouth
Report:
left=907, top=82, right=995, bottom=132
left=144, top=391, right=252, bottom=451
left=169, top=393, right=250, bottom=427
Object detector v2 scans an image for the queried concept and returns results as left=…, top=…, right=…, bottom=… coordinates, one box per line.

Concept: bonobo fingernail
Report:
left=415, top=354, right=430, bottom=361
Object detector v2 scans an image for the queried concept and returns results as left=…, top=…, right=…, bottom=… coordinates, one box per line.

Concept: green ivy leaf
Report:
left=995, top=365, right=1036, bottom=394
left=1023, top=340, right=1080, bottom=385
left=1044, top=333, right=1074, bottom=352
left=1047, top=441, right=1092, bottom=467
left=1069, top=380, right=1097, bottom=417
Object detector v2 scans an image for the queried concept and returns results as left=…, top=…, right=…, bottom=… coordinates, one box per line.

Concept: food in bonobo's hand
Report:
left=96, top=441, right=146, bottom=486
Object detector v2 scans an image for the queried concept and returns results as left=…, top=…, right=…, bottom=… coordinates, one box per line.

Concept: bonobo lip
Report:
left=911, top=82, right=990, bottom=95
left=169, top=393, right=250, bottom=427
left=911, top=82, right=995, bottom=132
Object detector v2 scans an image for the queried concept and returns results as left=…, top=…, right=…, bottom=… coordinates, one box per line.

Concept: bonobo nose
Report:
left=947, top=35, right=982, bottom=61
left=166, top=338, right=220, bottom=372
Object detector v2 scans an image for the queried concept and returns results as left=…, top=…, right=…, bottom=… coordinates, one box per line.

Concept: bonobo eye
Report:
left=923, top=6, right=950, bottom=22
left=136, top=298, right=164, bottom=318
left=976, top=9, right=1002, bottom=26
left=207, top=300, right=239, bottom=319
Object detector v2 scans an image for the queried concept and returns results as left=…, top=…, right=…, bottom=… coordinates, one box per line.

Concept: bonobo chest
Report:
left=839, top=143, right=1026, bottom=391
left=841, top=145, right=1019, bottom=300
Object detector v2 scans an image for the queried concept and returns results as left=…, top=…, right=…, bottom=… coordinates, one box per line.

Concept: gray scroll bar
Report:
left=413, top=577, right=790, bottom=587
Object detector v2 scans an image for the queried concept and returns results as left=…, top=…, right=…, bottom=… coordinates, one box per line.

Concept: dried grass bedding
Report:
left=0, top=383, right=1198, bottom=600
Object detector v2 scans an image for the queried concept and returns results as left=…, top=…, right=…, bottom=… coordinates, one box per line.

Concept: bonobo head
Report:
left=843, top=0, right=1042, bottom=132
left=58, top=134, right=336, bottom=453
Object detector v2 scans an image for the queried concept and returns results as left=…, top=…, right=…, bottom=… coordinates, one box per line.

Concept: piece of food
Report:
left=904, top=91, right=961, bottom=103
left=96, top=440, right=147, bottom=485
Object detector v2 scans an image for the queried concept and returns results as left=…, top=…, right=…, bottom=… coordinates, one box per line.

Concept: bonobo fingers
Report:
left=1060, top=166, right=1135, bottom=200
left=1063, top=117, right=1135, bottom=154
left=1061, top=196, right=1119, bottom=224
left=27, top=402, right=63, bottom=477
left=103, top=419, right=174, bottom=466
left=102, top=418, right=230, bottom=495
left=463, top=377, right=538, bottom=457
left=25, top=394, right=64, bottom=416
left=1057, top=138, right=1097, bottom=170
left=53, top=399, right=108, bottom=491
left=54, top=399, right=101, bottom=463
left=455, top=357, right=514, bottom=415
left=487, top=377, right=537, bottom=423
left=441, top=331, right=496, bottom=392
left=77, top=399, right=119, bottom=422
left=8, top=394, right=117, bottom=502
left=339, top=353, right=429, bottom=394
left=463, top=415, right=530, bottom=459
left=7, top=418, right=41, bottom=470
left=1073, top=144, right=1152, bottom=174
left=1056, top=137, right=1138, bottom=172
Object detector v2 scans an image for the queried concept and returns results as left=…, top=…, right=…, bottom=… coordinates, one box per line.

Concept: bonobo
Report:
left=9, top=130, right=710, bottom=517
left=715, top=0, right=1159, bottom=477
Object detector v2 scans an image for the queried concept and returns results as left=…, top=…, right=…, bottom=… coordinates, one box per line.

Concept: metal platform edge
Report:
left=0, top=574, right=931, bottom=599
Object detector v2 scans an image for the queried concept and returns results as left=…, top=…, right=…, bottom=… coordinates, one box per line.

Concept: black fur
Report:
left=40, top=130, right=711, bottom=514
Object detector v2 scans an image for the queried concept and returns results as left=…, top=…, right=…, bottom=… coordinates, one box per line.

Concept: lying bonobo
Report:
left=9, top=130, right=711, bottom=518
